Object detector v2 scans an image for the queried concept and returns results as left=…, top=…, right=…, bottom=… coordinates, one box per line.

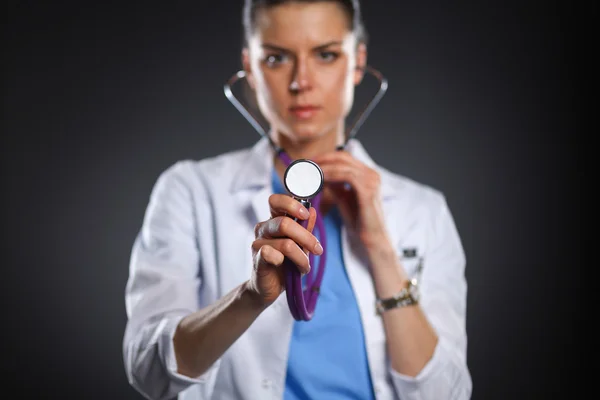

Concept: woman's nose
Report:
left=289, top=59, right=313, bottom=93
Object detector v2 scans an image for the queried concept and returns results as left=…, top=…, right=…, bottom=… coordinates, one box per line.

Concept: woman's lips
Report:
left=289, top=105, right=321, bottom=119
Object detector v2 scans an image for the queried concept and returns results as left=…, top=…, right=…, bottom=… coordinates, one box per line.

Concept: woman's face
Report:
left=244, top=2, right=366, bottom=146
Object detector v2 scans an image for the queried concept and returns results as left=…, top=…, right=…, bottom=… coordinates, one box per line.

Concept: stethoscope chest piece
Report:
left=283, top=159, right=324, bottom=204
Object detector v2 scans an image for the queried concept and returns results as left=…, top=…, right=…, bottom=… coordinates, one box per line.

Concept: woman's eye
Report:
left=265, top=54, right=286, bottom=66
left=318, top=51, right=339, bottom=62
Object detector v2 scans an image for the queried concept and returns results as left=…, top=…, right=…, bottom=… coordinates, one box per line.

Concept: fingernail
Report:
left=299, top=207, right=309, bottom=218
left=314, top=242, right=323, bottom=254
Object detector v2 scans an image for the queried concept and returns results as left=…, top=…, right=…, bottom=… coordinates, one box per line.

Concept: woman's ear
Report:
left=242, top=48, right=256, bottom=90
left=353, top=43, right=367, bottom=85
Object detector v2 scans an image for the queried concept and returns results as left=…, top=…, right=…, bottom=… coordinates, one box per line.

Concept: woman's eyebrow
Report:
left=261, top=43, right=289, bottom=53
left=313, top=41, right=343, bottom=51
left=261, top=40, right=344, bottom=53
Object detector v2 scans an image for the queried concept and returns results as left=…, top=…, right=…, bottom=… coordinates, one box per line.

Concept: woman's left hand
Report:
left=312, top=151, right=391, bottom=253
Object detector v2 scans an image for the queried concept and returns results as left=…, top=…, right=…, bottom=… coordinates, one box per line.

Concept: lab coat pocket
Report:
left=398, top=246, right=424, bottom=283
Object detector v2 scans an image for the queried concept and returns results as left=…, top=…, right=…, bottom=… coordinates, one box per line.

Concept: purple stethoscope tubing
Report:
left=223, top=66, right=388, bottom=321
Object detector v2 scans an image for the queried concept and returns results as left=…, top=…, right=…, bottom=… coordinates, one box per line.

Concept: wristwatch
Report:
left=375, top=278, right=420, bottom=316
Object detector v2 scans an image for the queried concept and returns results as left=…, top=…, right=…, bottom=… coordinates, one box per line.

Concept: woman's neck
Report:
left=272, top=127, right=342, bottom=175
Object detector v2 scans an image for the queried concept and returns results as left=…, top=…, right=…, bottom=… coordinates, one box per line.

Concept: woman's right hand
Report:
left=249, top=194, right=323, bottom=306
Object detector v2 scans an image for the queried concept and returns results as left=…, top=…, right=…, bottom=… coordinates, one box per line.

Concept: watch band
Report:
left=375, top=278, right=419, bottom=316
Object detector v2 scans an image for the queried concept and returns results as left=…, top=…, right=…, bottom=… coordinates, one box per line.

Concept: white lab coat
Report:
left=123, top=137, right=472, bottom=400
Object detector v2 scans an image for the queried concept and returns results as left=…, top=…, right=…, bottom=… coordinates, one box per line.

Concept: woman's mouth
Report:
left=289, top=105, right=321, bottom=120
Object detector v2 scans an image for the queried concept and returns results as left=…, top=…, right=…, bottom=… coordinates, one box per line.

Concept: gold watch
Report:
left=375, top=278, right=420, bottom=316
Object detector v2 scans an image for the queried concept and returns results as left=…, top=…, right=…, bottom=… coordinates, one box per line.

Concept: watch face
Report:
left=409, top=283, right=419, bottom=300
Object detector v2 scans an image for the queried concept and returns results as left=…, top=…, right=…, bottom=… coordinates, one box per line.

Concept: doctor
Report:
left=122, top=1, right=472, bottom=399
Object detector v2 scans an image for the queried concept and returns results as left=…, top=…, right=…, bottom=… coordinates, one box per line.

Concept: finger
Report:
left=268, top=194, right=311, bottom=220
left=255, top=244, right=285, bottom=268
left=256, top=216, right=323, bottom=256
left=253, top=239, right=311, bottom=274
left=312, top=150, right=359, bottom=166
left=254, top=245, right=286, bottom=299
left=306, top=207, right=317, bottom=234
left=319, top=164, right=361, bottom=187
left=302, top=207, right=318, bottom=257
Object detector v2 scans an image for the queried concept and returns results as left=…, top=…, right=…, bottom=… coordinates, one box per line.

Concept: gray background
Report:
left=2, top=1, right=580, bottom=399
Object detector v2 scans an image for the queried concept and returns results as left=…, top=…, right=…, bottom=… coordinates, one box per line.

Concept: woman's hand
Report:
left=248, top=194, right=323, bottom=305
left=312, top=151, right=391, bottom=252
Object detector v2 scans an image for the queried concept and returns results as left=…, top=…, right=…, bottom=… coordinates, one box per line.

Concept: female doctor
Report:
left=122, top=1, right=472, bottom=399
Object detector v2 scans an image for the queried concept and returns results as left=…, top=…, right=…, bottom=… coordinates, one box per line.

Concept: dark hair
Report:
left=242, top=0, right=368, bottom=46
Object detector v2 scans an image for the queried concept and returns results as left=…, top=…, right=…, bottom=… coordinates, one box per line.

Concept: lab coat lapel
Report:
left=230, top=138, right=275, bottom=225
left=341, top=224, right=388, bottom=389
left=341, top=226, right=378, bottom=321
left=341, top=139, right=402, bottom=387
left=250, top=185, right=273, bottom=224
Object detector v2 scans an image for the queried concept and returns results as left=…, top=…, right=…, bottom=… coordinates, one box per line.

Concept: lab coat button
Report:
left=262, top=378, right=272, bottom=389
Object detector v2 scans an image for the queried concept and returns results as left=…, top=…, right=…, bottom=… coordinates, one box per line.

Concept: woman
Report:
left=123, top=1, right=472, bottom=399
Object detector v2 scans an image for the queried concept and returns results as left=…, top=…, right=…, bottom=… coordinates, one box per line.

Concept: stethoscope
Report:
left=224, top=66, right=388, bottom=321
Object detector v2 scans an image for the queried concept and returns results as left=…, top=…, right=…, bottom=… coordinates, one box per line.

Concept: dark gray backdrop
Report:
left=2, top=1, right=579, bottom=399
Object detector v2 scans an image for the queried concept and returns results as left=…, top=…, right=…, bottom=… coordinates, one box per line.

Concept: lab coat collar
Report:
left=230, top=136, right=400, bottom=201
left=230, top=137, right=275, bottom=193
